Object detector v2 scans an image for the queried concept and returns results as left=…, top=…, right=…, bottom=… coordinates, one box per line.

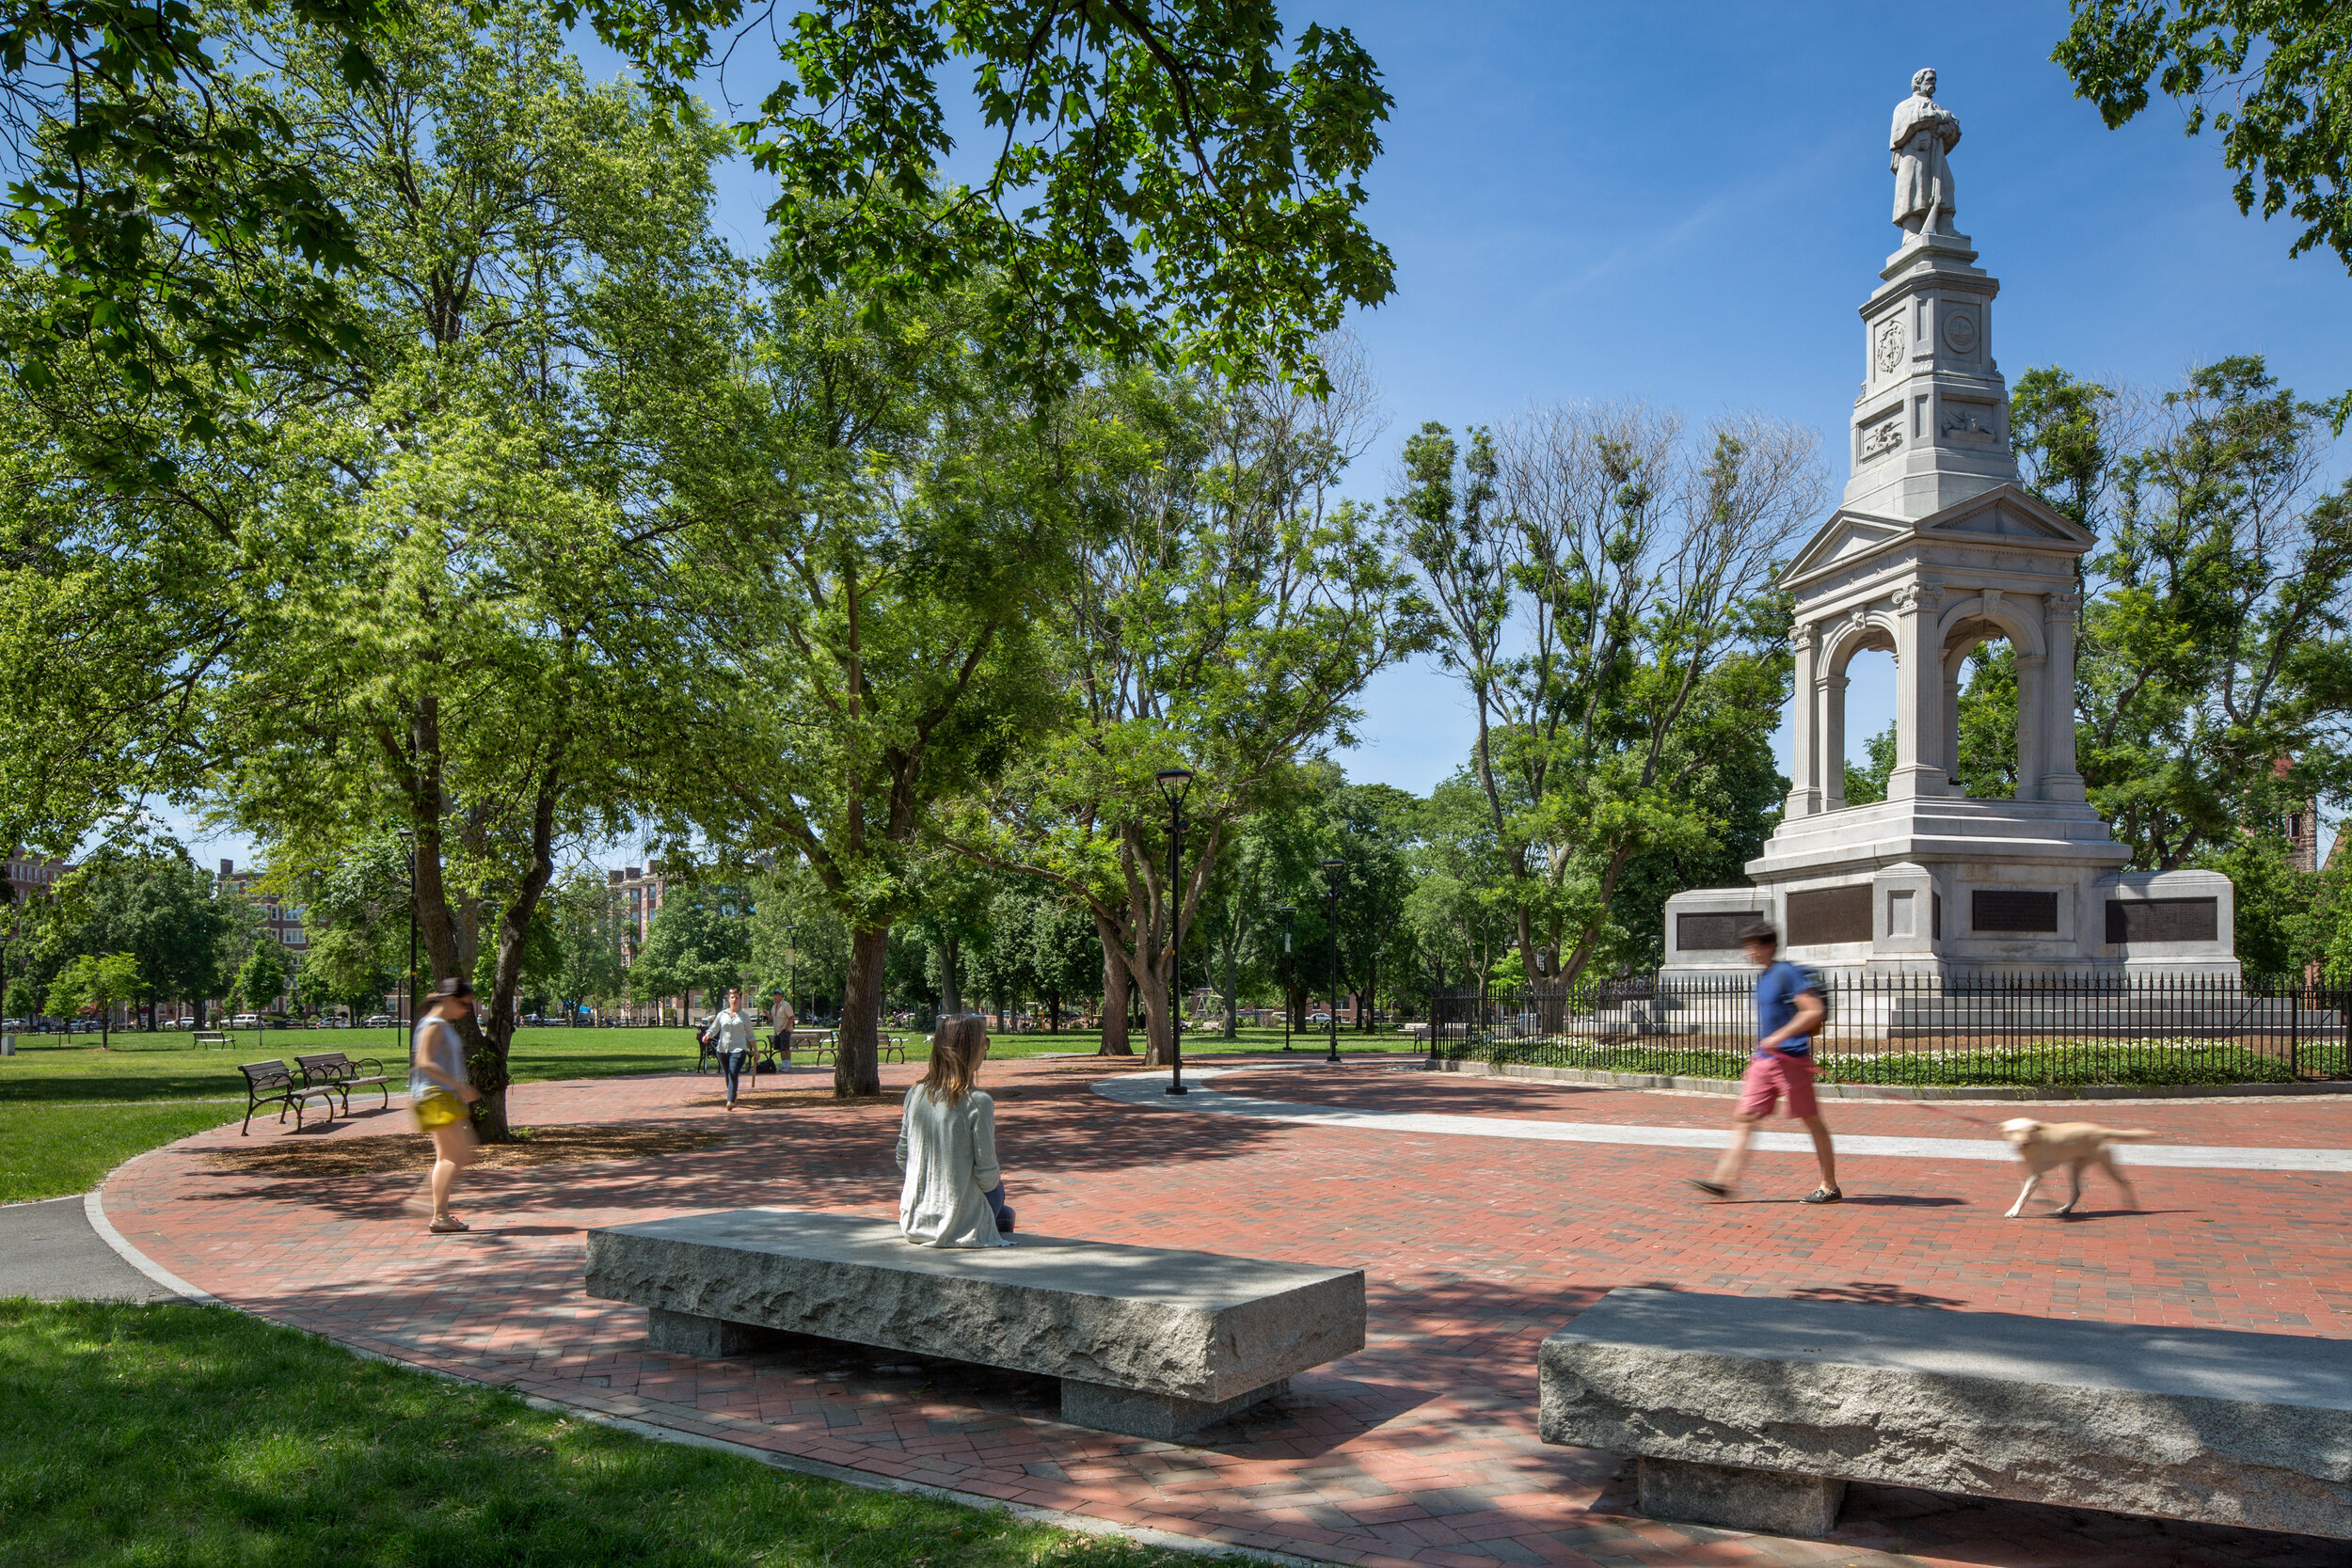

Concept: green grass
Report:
left=1448, top=1036, right=2338, bottom=1089
left=0, top=1299, right=1226, bottom=1568
left=0, top=1102, right=244, bottom=1205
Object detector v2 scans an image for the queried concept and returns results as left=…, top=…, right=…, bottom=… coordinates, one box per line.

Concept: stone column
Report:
left=1887, top=584, right=1946, bottom=800
left=1785, top=625, right=1820, bottom=818
left=1821, top=672, right=1848, bottom=810
left=2012, top=653, right=2047, bottom=802
left=2041, top=590, right=2087, bottom=802
left=1941, top=643, right=1970, bottom=793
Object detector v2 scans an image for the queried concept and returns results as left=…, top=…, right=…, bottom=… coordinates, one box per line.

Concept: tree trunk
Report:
left=1095, top=922, right=1133, bottom=1054
left=1137, top=954, right=1174, bottom=1068
left=834, top=925, right=889, bottom=1096
left=940, top=933, right=961, bottom=1016
left=1221, top=941, right=1237, bottom=1039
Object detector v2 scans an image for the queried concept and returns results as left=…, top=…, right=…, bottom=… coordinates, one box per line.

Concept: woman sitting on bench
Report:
left=893, top=1014, right=1015, bottom=1248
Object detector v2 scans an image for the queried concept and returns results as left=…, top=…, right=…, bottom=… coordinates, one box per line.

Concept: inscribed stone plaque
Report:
left=1676, top=912, right=1751, bottom=953
left=1787, top=885, right=1872, bottom=946
left=1972, top=890, right=2058, bottom=934
left=2105, top=897, right=2218, bottom=944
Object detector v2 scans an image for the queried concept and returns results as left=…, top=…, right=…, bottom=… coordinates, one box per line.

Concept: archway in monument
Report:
left=1819, top=616, right=1896, bottom=810
left=1936, top=598, right=2049, bottom=801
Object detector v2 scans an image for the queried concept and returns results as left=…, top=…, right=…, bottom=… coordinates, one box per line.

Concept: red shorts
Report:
left=1738, top=1053, right=1818, bottom=1119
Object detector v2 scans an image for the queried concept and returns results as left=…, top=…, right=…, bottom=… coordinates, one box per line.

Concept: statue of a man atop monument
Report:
left=1890, top=68, right=1960, bottom=240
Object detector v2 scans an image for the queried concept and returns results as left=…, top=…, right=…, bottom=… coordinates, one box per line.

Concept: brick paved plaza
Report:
left=98, top=1055, right=2352, bottom=1567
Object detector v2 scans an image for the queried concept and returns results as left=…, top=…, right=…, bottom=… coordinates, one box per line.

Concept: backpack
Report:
left=1795, top=964, right=1834, bottom=1024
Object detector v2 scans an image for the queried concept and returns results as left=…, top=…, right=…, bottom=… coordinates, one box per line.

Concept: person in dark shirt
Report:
left=1690, top=922, right=1841, bottom=1204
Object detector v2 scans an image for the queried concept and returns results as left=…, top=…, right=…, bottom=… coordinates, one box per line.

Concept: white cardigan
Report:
left=894, top=1084, right=1009, bottom=1248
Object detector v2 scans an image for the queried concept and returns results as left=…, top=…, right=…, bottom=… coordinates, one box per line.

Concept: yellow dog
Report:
left=1997, top=1118, right=2158, bottom=1218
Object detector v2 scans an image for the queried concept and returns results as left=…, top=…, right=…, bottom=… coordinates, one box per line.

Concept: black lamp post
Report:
left=1277, top=907, right=1297, bottom=1051
left=1154, top=768, right=1195, bottom=1095
left=1320, top=858, right=1344, bottom=1063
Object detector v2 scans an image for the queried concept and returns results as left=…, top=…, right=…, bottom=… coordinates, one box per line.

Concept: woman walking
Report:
left=894, top=1015, right=1015, bottom=1247
left=708, top=987, right=758, bottom=1110
left=410, top=978, right=482, bottom=1234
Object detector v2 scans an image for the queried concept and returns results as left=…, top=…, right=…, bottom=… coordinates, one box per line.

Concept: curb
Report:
left=82, top=1142, right=1301, bottom=1567
left=1422, top=1055, right=2352, bottom=1102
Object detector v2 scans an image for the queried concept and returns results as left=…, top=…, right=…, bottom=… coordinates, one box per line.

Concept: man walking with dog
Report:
left=1691, top=921, right=1842, bottom=1204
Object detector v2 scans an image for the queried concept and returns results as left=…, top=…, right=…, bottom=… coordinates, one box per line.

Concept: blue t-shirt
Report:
left=1754, top=960, right=1816, bottom=1058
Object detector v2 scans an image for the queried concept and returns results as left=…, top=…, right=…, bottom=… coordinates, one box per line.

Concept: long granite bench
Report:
left=1540, top=1288, right=2352, bottom=1541
left=584, top=1209, right=1364, bottom=1441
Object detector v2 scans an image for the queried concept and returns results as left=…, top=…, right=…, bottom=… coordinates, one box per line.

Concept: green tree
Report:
left=2056, top=2, right=2352, bottom=289
left=1398, top=404, right=1821, bottom=987
left=234, top=942, right=291, bottom=1017
left=185, top=5, right=740, bottom=1135
left=45, top=951, right=141, bottom=1045
left=2011, top=357, right=2352, bottom=871
left=743, top=862, right=850, bottom=1019
left=549, top=874, right=629, bottom=1019
left=630, top=895, right=750, bottom=1019
left=667, top=259, right=1078, bottom=1096
left=42, top=839, right=231, bottom=1027
left=1841, top=722, right=1899, bottom=808
left=952, top=356, right=1427, bottom=1065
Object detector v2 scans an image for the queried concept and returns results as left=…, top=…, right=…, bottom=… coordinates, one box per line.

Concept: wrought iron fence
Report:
left=1427, top=970, right=2352, bottom=1088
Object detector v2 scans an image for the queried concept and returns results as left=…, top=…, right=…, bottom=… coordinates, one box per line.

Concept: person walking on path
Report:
left=709, top=988, right=758, bottom=1110
left=767, top=990, right=796, bottom=1069
left=409, top=978, right=482, bottom=1234
left=894, top=1015, right=1016, bottom=1247
left=1691, top=923, right=1841, bottom=1204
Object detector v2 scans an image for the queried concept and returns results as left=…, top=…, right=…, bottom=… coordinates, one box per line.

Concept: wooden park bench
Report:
left=586, top=1209, right=1364, bottom=1441
left=295, top=1052, right=391, bottom=1113
left=192, top=1030, right=230, bottom=1051
left=238, top=1060, right=342, bottom=1135
left=800, top=1031, right=905, bottom=1066
left=1540, top=1286, right=2352, bottom=1541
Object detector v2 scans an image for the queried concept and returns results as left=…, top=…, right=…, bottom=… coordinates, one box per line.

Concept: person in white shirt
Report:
left=894, top=1014, right=1015, bottom=1247
left=707, top=988, right=757, bottom=1110
left=408, top=978, right=482, bottom=1233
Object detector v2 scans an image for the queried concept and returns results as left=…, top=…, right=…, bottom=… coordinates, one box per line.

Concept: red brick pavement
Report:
left=98, top=1055, right=2352, bottom=1568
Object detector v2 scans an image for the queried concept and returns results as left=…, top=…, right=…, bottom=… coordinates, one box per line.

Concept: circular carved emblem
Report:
left=1875, top=317, right=1904, bottom=374
left=1941, top=310, right=1979, bottom=355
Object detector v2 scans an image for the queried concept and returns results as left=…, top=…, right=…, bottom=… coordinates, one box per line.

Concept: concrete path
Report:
left=1095, top=1068, right=2352, bottom=1172
left=0, top=1194, right=177, bottom=1301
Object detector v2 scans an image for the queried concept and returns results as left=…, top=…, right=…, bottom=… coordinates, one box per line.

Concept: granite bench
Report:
left=584, top=1209, right=1364, bottom=1441
left=1539, top=1287, right=2352, bottom=1540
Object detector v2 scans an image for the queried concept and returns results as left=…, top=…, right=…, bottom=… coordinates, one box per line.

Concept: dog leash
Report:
left=1889, top=1098, right=2005, bottom=1130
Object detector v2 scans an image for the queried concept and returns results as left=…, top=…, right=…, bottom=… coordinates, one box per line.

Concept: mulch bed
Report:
left=204, top=1123, right=728, bottom=1178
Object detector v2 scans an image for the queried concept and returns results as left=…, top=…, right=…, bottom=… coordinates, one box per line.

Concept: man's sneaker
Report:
left=1802, top=1187, right=1844, bottom=1204
left=1687, top=1179, right=1732, bottom=1198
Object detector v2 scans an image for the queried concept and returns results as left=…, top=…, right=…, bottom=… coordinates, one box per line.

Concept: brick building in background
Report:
left=217, top=859, right=306, bottom=1011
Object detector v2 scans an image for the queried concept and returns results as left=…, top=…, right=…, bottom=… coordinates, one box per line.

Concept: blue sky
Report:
left=1296, top=1, right=2352, bottom=796
left=180, top=2, right=2352, bottom=869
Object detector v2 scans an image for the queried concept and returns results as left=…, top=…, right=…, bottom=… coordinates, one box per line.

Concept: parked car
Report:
left=1306, top=1011, right=1333, bottom=1024
left=231, top=1013, right=262, bottom=1029
left=360, top=1013, right=394, bottom=1028
left=520, top=1013, right=547, bottom=1027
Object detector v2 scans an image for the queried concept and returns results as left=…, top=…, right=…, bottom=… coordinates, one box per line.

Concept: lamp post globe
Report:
left=1154, top=768, right=1195, bottom=1095
left=1320, top=859, right=1344, bottom=1063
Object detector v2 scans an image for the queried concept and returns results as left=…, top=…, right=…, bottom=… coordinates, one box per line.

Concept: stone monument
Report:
left=1661, top=72, right=2233, bottom=981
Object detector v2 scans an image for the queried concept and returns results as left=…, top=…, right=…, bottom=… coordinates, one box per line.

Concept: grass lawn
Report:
left=0, top=1299, right=1224, bottom=1568
left=0, top=1102, right=245, bottom=1206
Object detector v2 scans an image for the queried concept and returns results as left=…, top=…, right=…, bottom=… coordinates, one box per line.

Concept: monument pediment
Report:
left=1917, top=488, right=2090, bottom=549
left=1786, top=485, right=2090, bottom=589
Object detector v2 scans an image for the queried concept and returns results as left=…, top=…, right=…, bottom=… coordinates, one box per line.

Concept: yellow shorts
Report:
left=413, top=1091, right=467, bottom=1132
